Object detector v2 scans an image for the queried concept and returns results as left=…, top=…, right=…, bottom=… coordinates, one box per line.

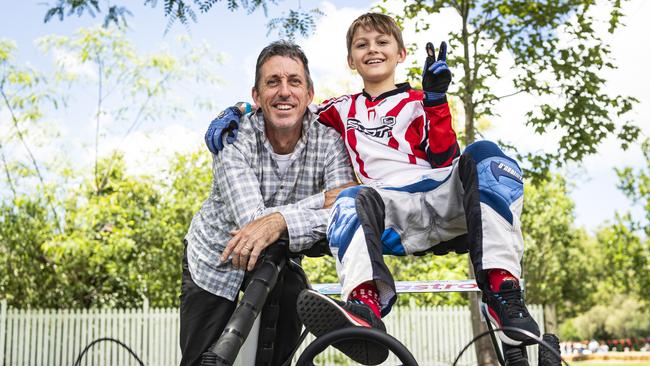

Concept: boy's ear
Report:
left=397, top=48, right=407, bottom=63
left=347, top=55, right=357, bottom=70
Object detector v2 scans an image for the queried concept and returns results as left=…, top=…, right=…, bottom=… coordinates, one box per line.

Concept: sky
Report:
left=1, top=0, right=648, bottom=232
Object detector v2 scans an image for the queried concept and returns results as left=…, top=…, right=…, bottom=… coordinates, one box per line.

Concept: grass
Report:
left=570, top=362, right=650, bottom=366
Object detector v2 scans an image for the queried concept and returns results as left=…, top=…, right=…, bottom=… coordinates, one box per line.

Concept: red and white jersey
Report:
left=317, top=83, right=459, bottom=186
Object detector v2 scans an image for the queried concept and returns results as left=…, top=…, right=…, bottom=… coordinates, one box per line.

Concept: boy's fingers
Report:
left=438, top=41, right=447, bottom=62
left=426, top=42, right=435, bottom=58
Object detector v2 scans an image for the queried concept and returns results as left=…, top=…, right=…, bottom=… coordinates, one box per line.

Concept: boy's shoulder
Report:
left=318, top=92, right=361, bottom=108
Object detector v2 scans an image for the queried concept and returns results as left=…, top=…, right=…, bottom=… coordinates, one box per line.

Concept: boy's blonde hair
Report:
left=346, top=13, right=406, bottom=56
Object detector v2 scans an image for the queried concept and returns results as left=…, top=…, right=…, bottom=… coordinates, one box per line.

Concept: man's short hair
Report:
left=254, top=41, right=313, bottom=92
left=346, top=13, right=406, bottom=57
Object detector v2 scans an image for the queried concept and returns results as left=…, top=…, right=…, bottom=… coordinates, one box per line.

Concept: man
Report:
left=180, top=41, right=355, bottom=366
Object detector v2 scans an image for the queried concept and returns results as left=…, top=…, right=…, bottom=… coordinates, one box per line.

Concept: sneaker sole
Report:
left=481, top=302, right=536, bottom=346
left=297, top=290, right=389, bottom=365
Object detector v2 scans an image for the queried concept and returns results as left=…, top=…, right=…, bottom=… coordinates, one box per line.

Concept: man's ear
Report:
left=347, top=55, right=357, bottom=70
left=307, top=86, right=315, bottom=104
left=251, top=86, right=260, bottom=107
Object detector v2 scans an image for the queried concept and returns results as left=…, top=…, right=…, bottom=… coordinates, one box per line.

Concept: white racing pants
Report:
left=327, top=141, right=525, bottom=315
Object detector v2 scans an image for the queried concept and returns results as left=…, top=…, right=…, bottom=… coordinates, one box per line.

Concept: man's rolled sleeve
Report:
left=278, top=208, right=330, bottom=252
left=280, top=132, right=355, bottom=251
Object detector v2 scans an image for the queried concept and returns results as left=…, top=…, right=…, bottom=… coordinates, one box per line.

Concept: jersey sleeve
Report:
left=423, top=102, right=460, bottom=168
left=316, top=97, right=347, bottom=135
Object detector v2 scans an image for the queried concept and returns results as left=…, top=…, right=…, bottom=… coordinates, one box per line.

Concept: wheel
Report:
left=503, top=343, right=529, bottom=366
left=538, top=333, right=561, bottom=366
left=295, top=327, right=418, bottom=366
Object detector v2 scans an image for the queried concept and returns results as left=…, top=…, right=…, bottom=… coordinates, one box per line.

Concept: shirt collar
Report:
left=362, top=82, right=411, bottom=102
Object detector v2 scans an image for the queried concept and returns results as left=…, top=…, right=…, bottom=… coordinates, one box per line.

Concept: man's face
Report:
left=347, top=27, right=406, bottom=85
left=252, top=55, right=314, bottom=131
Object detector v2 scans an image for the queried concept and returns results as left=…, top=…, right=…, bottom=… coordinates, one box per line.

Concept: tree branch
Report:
left=96, top=71, right=173, bottom=192
left=476, top=89, right=526, bottom=106
left=0, top=143, right=17, bottom=200
left=0, top=86, right=63, bottom=233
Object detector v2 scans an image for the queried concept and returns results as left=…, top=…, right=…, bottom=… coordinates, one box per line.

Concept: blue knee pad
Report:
left=464, top=141, right=523, bottom=224
left=327, top=186, right=363, bottom=260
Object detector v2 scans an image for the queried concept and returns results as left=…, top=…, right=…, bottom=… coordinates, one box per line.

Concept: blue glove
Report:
left=204, top=102, right=252, bottom=155
left=422, top=41, right=451, bottom=104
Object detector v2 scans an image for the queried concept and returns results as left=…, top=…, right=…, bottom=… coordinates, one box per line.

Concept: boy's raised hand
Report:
left=422, top=41, right=452, bottom=104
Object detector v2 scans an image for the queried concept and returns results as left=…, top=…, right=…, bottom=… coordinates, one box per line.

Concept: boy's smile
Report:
left=347, top=27, right=406, bottom=96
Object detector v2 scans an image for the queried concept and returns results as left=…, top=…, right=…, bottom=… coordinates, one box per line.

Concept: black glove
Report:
left=422, top=41, right=452, bottom=104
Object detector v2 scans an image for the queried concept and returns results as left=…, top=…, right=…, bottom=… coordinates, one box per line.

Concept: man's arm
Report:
left=223, top=179, right=355, bottom=271
left=274, top=131, right=356, bottom=253
left=215, top=123, right=355, bottom=269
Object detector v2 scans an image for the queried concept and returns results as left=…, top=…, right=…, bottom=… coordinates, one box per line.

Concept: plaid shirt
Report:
left=185, top=106, right=355, bottom=300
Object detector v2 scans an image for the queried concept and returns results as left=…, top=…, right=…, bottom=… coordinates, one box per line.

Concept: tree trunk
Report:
left=543, top=303, right=557, bottom=334
left=461, top=17, right=497, bottom=361
left=468, top=260, right=499, bottom=365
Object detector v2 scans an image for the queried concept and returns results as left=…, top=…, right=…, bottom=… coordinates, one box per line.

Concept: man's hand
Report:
left=204, top=102, right=252, bottom=155
left=220, top=212, right=287, bottom=271
left=422, top=41, right=452, bottom=104
left=324, top=182, right=357, bottom=208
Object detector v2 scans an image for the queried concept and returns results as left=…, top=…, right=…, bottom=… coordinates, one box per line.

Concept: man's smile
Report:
left=273, top=102, right=295, bottom=111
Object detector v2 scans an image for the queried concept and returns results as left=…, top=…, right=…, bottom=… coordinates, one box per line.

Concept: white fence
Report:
left=0, top=300, right=545, bottom=366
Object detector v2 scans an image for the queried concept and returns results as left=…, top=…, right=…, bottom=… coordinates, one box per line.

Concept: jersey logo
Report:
left=381, top=116, right=396, bottom=126
left=346, top=118, right=393, bottom=138
left=490, top=161, right=523, bottom=183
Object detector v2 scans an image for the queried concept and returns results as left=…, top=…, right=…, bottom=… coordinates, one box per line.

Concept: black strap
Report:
left=255, top=268, right=284, bottom=365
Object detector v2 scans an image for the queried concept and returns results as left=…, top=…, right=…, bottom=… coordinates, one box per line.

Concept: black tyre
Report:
left=295, top=327, right=418, bottom=366
left=538, top=333, right=561, bottom=366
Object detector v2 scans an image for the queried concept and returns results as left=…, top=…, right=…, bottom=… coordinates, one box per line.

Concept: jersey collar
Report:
left=362, top=82, right=411, bottom=102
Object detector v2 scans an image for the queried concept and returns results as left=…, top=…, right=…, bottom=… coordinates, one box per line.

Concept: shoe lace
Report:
left=497, top=287, right=529, bottom=319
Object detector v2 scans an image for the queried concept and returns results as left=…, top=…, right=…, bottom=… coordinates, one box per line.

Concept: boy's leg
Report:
left=327, top=175, right=468, bottom=315
left=327, top=186, right=398, bottom=315
left=298, top=186, right=393, bottom=365
left=457, top=140, right=540, bottom=345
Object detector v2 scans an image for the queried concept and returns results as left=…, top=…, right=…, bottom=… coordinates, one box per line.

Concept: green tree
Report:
left=0, top=39, right=63, bottom=233
left=564, top=295, right=650, bottom=340
left=594, top=214, right=650, bottom=302
left=616, top=138, right=650, bottom=236
left=43, top=0, right=322, bottom=40
left=520, top=175, right=599, bottom=319
left=1, top=27, right=223, bottom=307
left=38, top=26, right=223, bottom=195
left=2, top=149, right=212, bottom=308
left=389, top=0, right=638, bottom=177
left=381, top=1, right=639, bottom=361
left=0, top=195, right=58, bottom=306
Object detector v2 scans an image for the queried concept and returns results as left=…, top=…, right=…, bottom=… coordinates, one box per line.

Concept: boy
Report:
left=207, top=12, right=540, bottom=365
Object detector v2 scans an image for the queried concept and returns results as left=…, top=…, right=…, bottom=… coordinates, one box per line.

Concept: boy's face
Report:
left=347, top=27, right=406, bottom=87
